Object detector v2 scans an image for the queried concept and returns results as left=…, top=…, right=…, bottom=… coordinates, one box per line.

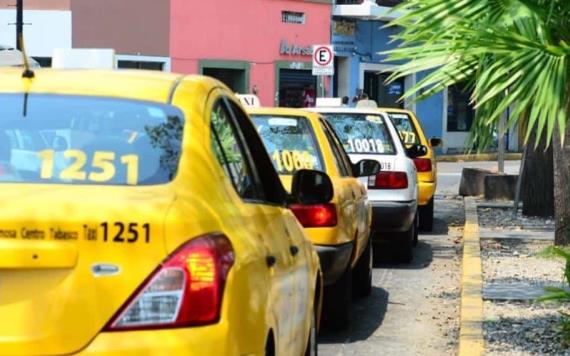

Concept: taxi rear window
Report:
left=251, top=115, right=324, bottom=175
left=0, top=94, right=184, bottom=186
left=387, top=112, right=421, bottom=146
left=323, top=113, right=395, bottom=155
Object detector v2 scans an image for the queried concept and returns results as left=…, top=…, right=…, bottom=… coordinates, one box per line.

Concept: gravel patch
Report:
left=484, top=301, right=569, bottom=355
left=478, top=207, right=554, bottom=231
left=482, top=240, right=565, bottom=286
left=479, top=205, right=570, bottom=355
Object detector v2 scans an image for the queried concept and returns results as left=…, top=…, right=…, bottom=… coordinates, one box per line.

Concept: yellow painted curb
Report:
left=459, top=197, right=484, bottom=356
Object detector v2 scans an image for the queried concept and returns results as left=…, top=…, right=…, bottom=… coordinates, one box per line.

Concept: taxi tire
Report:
left=322, top=266, right=352, bottom=330
left=412, top=213, right=419, bottom=247
left=304, top=310, right=318, bottom=356
left=395, top=224, right=414, bottom=263
left=419, top=198, right=434, bottom=231
left=353, top=238, right=373, bottom=297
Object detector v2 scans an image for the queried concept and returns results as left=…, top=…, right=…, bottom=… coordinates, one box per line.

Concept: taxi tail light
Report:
left=290, top=203, right=338, bottom=227
left=104, top=233, right=234, bottom=331
left=413, top=158, right=432, bottom=172
left=368, top=172, right=408, bottom=189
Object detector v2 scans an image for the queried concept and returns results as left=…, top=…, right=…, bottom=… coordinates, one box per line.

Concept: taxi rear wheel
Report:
left=353, top=238, right=373, bottom=297
left=304, top=309, right=318, bottom=356
left=395, top=224, right=414, bottom=263
left=322, top=266, right=352, bottom=330
left=419, top=198, right=434, bottom=231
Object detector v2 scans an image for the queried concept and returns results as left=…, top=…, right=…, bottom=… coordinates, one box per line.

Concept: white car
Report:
left=309, top=107, right=425, bottom=262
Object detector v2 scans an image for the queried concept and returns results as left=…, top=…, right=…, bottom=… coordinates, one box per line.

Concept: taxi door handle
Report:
left=266, top=255, right=277, bottom=268
left=290, top=245, right=299, bottom=256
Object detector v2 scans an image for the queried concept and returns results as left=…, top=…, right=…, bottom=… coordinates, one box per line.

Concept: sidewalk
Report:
left=459, top=199, right=568, bottom=355
left=437, top=153, right=522, bottom=163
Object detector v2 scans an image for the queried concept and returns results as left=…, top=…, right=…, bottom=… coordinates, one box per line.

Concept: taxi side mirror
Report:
left=290, top=169, right=334, bottom=205
left=407, top=144, right=428, bottom=158
left=353, top=159, right=381, bottom=177
left=430, top=137, right=443, bottom=147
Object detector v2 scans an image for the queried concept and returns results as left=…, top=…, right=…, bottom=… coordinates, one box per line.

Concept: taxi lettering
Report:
left=348, top=138, right=385, bottom=154
left=21, top=228, right=45, bottom=240
left=272, top=150, right=315, bottom=172
left=100, top=222, right=150, bottom=243
left=38, top=149, right=139, bottom=185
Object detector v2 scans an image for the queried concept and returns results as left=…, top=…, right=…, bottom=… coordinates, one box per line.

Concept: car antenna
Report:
left=18, top=34, right=34, bottom=79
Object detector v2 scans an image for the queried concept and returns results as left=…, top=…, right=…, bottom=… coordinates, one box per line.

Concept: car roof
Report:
left=378, top=107, right=414, bottom=115
left=0, top=68, right=220, bottom=104
left=247, top=107, right=323, bottom=121
left=308, top=107, right=388, bottom=116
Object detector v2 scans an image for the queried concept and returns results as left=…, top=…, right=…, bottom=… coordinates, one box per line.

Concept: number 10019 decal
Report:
left=100, top=222, right=150, bottom=243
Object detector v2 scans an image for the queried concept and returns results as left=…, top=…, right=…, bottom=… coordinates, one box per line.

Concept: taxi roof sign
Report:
left=356, top=99, right=379, bottom=109
left=236, top=94, right=260, bottom=108
left=316, top=97, right=342, bottom=107
left=52, top=49, right=116, bottom=69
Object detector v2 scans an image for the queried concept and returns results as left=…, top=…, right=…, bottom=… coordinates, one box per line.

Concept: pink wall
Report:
left=170, top=0, right=331, bottom=106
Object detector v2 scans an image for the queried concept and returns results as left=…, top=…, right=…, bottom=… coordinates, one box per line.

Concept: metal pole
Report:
left=512, top=145, right=528, bottom=219
left=16, top=0, right=23, bottom=50
left=498, top=112, right=506, bottom=173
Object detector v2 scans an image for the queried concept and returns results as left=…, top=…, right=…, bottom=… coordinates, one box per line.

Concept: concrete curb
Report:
left=459, top=197, right=484, bottom=356
left=437, top=153, right=522, bottom=163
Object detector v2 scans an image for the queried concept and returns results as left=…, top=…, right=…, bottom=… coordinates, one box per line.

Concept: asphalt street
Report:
left=318, top=161, right=521, bottom=355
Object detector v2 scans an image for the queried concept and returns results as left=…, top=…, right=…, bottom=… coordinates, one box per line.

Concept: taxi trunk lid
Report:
left=0, top=185, right=174, bottom=355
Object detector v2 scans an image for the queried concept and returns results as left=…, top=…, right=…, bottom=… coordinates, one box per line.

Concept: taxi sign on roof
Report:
left=356, top=99, right=379, bottom=109
left=236, top=94, right=261, bottom=108
left=316, top=97, right=342, bottom=107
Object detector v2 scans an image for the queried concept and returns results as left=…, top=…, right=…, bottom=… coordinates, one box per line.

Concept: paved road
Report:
left=318, top=198, right=464, bottom=355
left=436, top=160, right=521, bottom=196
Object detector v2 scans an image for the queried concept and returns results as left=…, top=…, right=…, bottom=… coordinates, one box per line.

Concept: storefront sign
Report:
left=333, top=20, right=356, bottom=37
left=312, top=45, right=334, bottom=76
left=332, top=19, right=356, bottom=55
left=280, top=40, right=312, bottom=56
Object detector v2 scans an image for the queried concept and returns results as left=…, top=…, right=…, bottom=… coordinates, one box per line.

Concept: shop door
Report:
left=203, top=68, right=247, bottom=93
left=363, top=71, right=405, bottom=109
left=278, top=69, right=317, bottom=108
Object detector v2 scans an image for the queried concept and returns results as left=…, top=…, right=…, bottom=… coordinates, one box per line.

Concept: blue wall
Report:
left=332, top=19, right=445, bottom=140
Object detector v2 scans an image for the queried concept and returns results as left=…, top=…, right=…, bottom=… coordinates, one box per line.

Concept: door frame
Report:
left=358, top=62, right=416, bottom=112
left=199, top=59, right=250, bottom=93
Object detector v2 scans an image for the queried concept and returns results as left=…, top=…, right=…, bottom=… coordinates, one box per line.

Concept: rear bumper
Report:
left=418, top=181, right=435, bottom=206
left=315, top=242, right=353, bottom=286
left=370, top=200, right=417, bottom=236
left=79, top=325, right=249, bottom=355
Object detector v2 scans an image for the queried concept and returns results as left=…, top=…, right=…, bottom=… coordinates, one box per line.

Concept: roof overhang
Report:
left=333, top=3, right=403, bottom=21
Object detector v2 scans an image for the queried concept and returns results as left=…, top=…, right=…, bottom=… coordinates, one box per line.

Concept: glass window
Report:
left=211, top=102, right=258, bottom=200
left=387, top=112, right=421, bottom=146
left=320, top=120, right=351, bottom=177
left=251, top=115, right=324, bottom=175
left=118, top=60, right=164, bottom=71
left=0, top=94, right=183, bottom=185
left=323, top=113, right=396, bottom=155
left=447, top=83, right=475, bottom=132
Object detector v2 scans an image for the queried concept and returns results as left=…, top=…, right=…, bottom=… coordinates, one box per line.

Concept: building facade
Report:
left=170, top=0, right=332, bottom=107
left=332, top=0, right=519, bottom=153
left=0, top=0, right=71, bottom=66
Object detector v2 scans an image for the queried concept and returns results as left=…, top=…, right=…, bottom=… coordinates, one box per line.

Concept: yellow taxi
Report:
left=0, top=69, right=328, bottom=355
left=380, top=108, right=442, bottom=231
left=246, top=107, right=380, bottom=329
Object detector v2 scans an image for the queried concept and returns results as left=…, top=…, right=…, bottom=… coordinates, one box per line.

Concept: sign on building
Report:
left=312, top=45, right=334, bottom=76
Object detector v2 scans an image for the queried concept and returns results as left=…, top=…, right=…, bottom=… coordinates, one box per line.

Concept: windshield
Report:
left=0, top=94, right=184, bottom=185
left=251, top=115, right=324, bottom=175
left=323, top=113, right=395, bottom=155
left=387, top=112, right=421, bottom=146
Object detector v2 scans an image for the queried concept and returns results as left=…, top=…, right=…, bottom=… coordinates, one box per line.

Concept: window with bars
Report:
left=281, top=11, right=305, bottom=24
